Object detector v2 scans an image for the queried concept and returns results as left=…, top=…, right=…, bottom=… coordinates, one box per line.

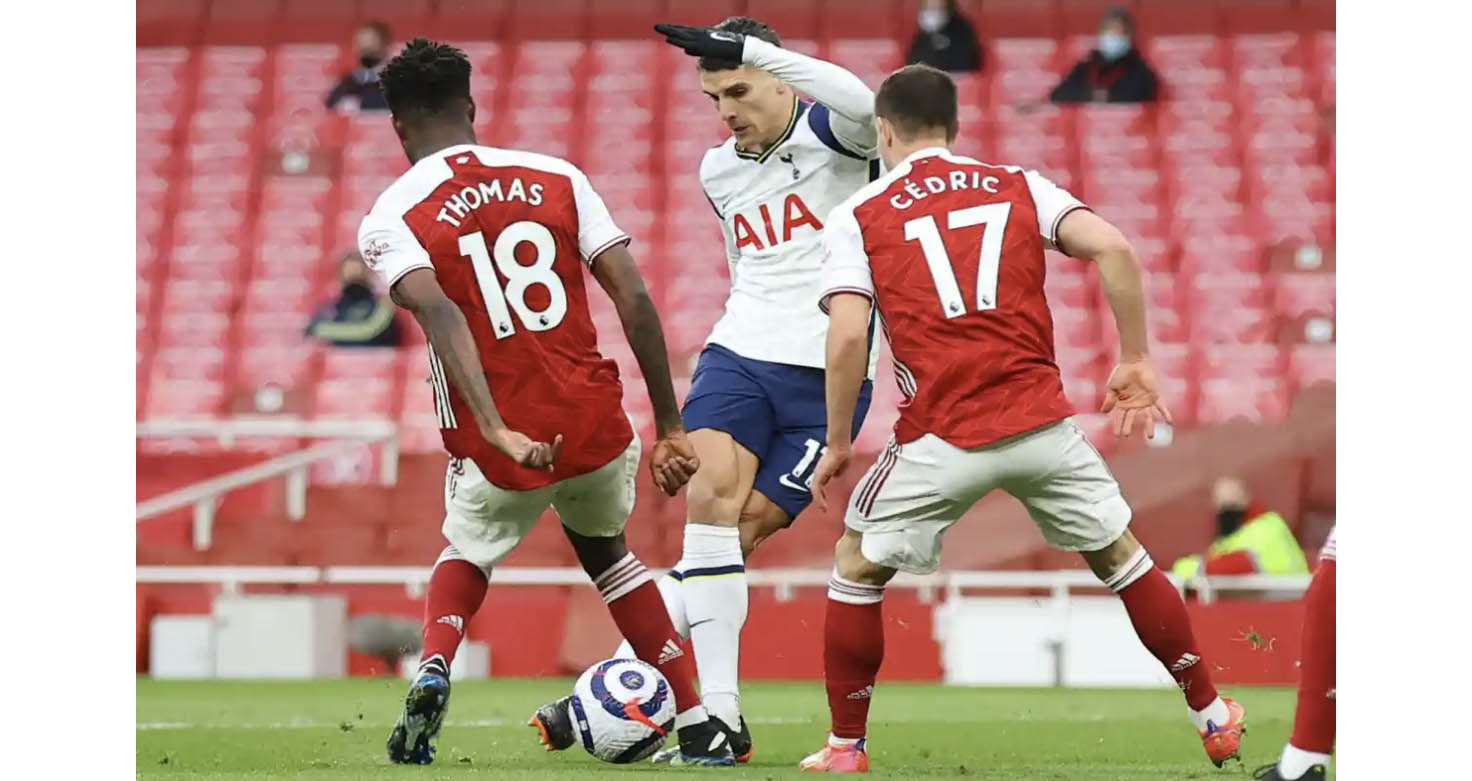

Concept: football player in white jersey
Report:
left=532, top=16, right=882, bottom=763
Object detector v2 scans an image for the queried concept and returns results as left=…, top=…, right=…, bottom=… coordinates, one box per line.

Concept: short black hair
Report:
left=697, top=16, right=781, bottom=71
left=1101, top=6, right=1136, bottom=35
left=875, top=64, right=958, bottom=142
left=380, top=38, right=472, bottom=118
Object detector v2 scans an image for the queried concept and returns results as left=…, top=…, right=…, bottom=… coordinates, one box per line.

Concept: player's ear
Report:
left=466, top=96, right=476, bottom=125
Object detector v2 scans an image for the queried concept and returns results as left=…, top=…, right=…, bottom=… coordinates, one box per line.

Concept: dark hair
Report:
left=360, top=20, right=391, bottom=44
left=380, top=38, right=472, bottom=118
left=697, top=16, right=781, bottom=71
left=874, top=64, right=958, bottom=142
left=1101, top=6, right=1136, bottom=35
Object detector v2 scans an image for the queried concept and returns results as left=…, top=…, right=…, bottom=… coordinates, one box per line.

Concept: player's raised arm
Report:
left=1054, top=206, right=1172, bottom=438
left=390, top=269, right=561, bottom=469
left=590, top=244, right=700, bottom=496
left=655, top=21, right=877, bottom=152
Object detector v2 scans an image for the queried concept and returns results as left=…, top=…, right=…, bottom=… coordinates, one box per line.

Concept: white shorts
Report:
left=846, top=418, right=1131, bottom=575
left=441, top=432, right=641, bottom=570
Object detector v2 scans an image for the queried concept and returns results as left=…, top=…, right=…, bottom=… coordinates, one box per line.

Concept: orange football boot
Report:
left=1200, top=697, right=1248, bottom=767
left=799, top=739, right=869, bottom=773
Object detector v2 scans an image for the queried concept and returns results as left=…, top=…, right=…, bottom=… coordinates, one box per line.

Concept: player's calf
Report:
left=806, top=531, right=893, bottom=769
left=1081, top=529, right=1244, bottom=765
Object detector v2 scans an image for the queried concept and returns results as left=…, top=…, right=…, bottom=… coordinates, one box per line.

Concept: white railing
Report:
left=134, top=565, right=1308, bottom=605
left=137, top=418, right=400, bottom=550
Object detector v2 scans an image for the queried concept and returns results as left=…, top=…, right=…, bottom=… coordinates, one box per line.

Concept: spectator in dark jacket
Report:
left=307, top=252, right=401, bottom=347
left=326, top=21, right=392, bottom=112
left=1050, top=6, right=1158, bottom=104
left=906, top=0, right=983, bottom=74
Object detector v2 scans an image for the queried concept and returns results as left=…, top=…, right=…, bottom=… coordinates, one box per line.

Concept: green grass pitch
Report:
left=137, top=678, right=1330, bottom=779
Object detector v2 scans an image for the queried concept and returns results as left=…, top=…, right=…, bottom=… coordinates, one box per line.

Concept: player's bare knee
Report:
left=833, top=530, right=894, bottom=587
left=737, top=499, right=791, bottom=559
left=564, top=527, right=629, bottom=580
left=685, top=466, right=746, bottom=525
left=1080, top=528, right=1142, bottom=583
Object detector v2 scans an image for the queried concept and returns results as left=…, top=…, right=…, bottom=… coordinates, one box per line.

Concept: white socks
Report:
left=1278, top=743, right=1332, bottom=779
left=613, top=572, right=689, bottom=659
left=1187, top=697, right=1231, bottom=733
left=680, top=524, right=747, bottom=727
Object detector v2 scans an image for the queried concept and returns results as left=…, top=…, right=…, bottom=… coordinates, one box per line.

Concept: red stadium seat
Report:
left=313, top=378, right=397, bottom=418
left=511, top=0, right=589, bottom=40
left=660, top=0, right=741, bottom=27
left=1052, top=306, right=1101, bottom=349
left=161, top=278, right=237, bottom=314
left=1271, top=272, right=1335, bottom=318
left=1196, top=379, right=1289, bottom=423
left=979, top=0, right=1060, bottom=37
left=824, top=2, right=905, bottom=41
left=1287, top=344, right=1335, bottom=389
left=237, top=344, right=322, bottom=389
left=151, top=347, right=229, bottom=383
left=1044, top=265, right=1097, bottom=309
left=742, top=0, right=821, bottom=40
left=1198, top=343, right=1283, bottom=381
left=277, top=0, right=358, bottom=44
left=138, top=0, right=207, bottom=46
left=322, top=348, right=402, bottom=380
left=145, top=380, right=226, bottom=418
left=1179, top=232, right=1262, bottom=274
left=158, top=311, right=232, bottom=349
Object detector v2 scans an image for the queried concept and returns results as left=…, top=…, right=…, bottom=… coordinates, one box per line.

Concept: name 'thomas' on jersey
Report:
left=358, top=144, right=634, bottom=491
left=820, top=148, right=1090, bottom=448
left=701, top=101, right=880, bottom=374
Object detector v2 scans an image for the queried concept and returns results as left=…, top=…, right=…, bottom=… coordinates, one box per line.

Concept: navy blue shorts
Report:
left=681, top=344, right=872, bottom=519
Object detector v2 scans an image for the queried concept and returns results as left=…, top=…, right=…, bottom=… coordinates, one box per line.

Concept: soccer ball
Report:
left=568, top=657, right=676, bottom=763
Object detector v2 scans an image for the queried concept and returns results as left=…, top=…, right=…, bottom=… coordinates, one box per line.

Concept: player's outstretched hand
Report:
left=490, top=429, right=563, bottom=471
left=653, top=23, right=745, bottom=61
left=1101, top=359, right=1173, bottom=440
left=811, top=444, right=853, bottom=514
left=650, top=428, right=701, bottom=497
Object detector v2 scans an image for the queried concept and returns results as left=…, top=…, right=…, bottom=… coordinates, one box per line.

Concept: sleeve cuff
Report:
left=385, top=262, right=435, bottom=289
left=818, top=286, right=874, bottom=314
left=1048, top=204, right=1090, bottom=251
left=583, top=234, right=632, bottom=267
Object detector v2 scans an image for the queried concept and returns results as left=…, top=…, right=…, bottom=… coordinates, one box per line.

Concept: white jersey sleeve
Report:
left=358, top=209, right=433, bottom=288
left=570, top=169, right=630, bottom=264
left=743, top=38, right=877, bottom=155
left=817, top=204, right=874, bottom=313
left=1023, top=169, right=1088, bottom=251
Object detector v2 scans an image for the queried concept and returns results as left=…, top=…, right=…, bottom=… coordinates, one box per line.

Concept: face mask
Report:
left=1098, top=33, right=1131, bottom=62
left=918, top=9, right=947, bottom=33
left=1215, top=507, right=1247, bottom=538
left=359, top=54, right=383, bottom=70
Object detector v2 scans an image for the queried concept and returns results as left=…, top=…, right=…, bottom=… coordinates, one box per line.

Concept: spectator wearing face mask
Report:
left=1049, top=6, right=1158, bottom=104
left=306, top=251, right=402, bottom=347
left=1171, top=477, right=1311, bottom=579
left=326, top=21, right=392, bottom=112
left=905, top=0, right=983, bottom=74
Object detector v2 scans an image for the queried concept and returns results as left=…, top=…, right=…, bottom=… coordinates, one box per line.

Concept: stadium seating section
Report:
left=137, top=0, right=1335, bottom=464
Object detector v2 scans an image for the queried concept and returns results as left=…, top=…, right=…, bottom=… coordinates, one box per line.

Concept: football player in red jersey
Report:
left=360, top=39, right=732, bottom=766
left=800, top=65, right=1244, bottom=772
left=1255, top=527, right=1335, bottom=781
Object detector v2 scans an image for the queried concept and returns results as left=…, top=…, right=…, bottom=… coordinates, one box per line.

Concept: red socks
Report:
left=596, top=553, right=703, bottom=716
left=419, top=552, right=490, bottom=674
left=824, top=574, right=887, bottom=740
left=1107, top=548, right=1220, bottom=710
left=1291, top=551, right=1336, bottom=753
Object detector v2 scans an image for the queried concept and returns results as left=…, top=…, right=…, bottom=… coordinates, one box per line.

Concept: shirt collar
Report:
left=900, top=146, right=951, bottom=167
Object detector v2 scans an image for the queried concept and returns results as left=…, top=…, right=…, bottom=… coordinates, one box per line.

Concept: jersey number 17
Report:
left=902, top=202, right=1012, bottom=319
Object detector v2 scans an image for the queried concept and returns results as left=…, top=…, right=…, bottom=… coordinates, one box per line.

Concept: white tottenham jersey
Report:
left=700, top=100, right=881, bottom=377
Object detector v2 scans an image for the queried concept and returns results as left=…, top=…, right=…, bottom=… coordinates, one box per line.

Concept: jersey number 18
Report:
left=903, top=203, right=1012, bottom=319
left=459, top=221, right=568, bottom=339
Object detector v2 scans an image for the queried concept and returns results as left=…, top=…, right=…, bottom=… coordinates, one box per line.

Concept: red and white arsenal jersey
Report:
left=359, top=144, right=634, bottom=490
left=819, top=147, right=1088, bottom=449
